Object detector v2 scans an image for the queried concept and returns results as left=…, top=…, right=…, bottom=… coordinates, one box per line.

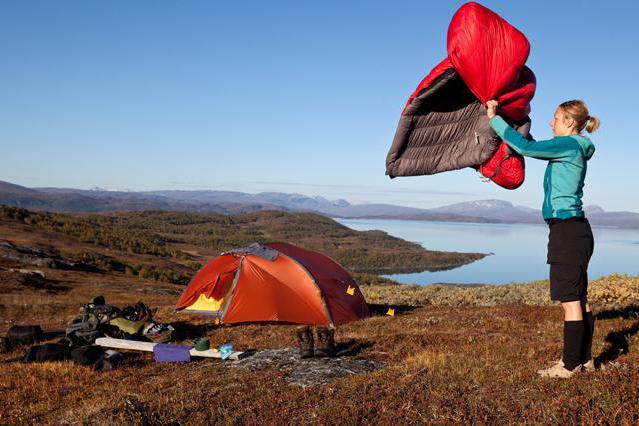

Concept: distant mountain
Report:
left=0, top=181, right=50, bottom=210
left=3, top=182, right=271, bottom=214
left=585, top=206, right=639, bottom=228
left=2, top=180, right=639, bottom=228
left=0, top=181, right=40, bottom=194
left=585, top=205, right=605, bottom=215
left=422, top=200, right=639, bottom=228
left=427, top=199, right=540, bottom=223
left=145, top=190, right=351, bottom=214
left=34, top=186, right=431, bottom=218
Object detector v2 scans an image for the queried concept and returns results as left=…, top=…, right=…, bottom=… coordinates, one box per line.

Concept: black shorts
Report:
left=547, top=217, right=594, bottom=302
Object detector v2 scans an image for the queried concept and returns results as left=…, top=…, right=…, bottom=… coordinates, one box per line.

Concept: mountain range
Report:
left=1, top=180, right=638, bottom=228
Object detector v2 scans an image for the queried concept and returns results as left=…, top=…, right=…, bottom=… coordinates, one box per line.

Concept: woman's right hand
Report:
left=486, top=100, right=498, bottom=119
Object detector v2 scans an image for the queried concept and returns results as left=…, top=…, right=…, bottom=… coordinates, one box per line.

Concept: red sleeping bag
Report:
left=448, top=2, right=535, bottom=189
left=387, top=2, right=536, bottom=190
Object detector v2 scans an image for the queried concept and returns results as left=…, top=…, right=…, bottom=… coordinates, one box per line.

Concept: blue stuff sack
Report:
left=220, top=343, right=233, bottom=360
left=153, top=344, right=191, bottom=363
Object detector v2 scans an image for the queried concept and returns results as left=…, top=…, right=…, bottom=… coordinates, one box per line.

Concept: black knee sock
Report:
left=583, top=311, right=595, bottom=362
left=563, top=320, right=586, bottom=370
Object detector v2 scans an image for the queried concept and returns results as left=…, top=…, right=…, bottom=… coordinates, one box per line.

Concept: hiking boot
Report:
left=314, top=327, right=336, bottom=358
left=582, top=358, right=596, bottom=372
left=537, top=359, right=582, bottom=378
left=296, top=326, right=314, bottom=359
left=142, top=321, right=173, bottom=343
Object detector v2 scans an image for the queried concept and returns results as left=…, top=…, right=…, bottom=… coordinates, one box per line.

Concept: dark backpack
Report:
left=24, top=343, right=70, bottom=362
left=65, top=300, right=120, bottom=346
left=65, top=297, right=161, bottom=346
left=65, top=319, right=104, bottom=347
left=7, top=325, right=42, bottom=346
left=70, top=345, right=106, bottom=367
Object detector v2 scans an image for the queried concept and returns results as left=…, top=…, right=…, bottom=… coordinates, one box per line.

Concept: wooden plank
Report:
left=94, top=337, right=245, bottom=360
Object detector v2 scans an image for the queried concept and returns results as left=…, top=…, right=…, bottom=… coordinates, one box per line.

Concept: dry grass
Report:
left=1, top=218, right=639, bottom=424
left=2, top=274, right=639, bottom=424
left=363, top=273, right=639, bottom=311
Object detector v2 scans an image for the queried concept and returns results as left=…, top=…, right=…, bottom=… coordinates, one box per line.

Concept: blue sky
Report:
left=1, top=1, right=637, bottom=211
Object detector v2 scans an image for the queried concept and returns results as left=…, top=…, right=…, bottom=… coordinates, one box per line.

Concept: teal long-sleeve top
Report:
left=489, top=115, right=596, bottom=221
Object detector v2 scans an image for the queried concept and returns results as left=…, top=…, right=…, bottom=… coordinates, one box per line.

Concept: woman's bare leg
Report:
left=561, top=300, right=583, bottom=321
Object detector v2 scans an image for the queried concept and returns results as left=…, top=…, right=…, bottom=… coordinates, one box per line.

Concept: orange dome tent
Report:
left=175, top=243, right=369, bottom=326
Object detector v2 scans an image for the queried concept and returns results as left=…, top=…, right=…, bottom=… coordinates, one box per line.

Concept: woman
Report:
left=486, top=99, right=600, bottom=378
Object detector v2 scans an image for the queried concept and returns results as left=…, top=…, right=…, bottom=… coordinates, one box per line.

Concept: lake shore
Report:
left=337, top=218, right=639, bottom=285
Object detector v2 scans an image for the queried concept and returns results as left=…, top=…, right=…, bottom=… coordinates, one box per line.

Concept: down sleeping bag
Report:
left=385, top=2, right=536, bottom=189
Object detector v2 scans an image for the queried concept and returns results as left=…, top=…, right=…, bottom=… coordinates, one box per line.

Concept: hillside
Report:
left=0, top=205, right=486, bottom=280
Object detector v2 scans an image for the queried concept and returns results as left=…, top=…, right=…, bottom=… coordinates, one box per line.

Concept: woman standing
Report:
left=486, top=99, right=599, bottom=378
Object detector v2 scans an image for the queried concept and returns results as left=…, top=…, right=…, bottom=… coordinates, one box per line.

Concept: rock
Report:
left=9, top=268, right=45, bottom=278
left=0, top=270, right=70, bottom=293
left=230, top=347, right=384, bottom=387
left=0, top=240, right=91, bottom=271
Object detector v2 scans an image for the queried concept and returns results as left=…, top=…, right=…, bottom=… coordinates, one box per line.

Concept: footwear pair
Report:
left=537, top=358, right=596, bottom=378
left=296, top=326, right=335, bottom=358
left=537, top=359, right=581, bottom=378
left=582, top=358, right=596, bottom=372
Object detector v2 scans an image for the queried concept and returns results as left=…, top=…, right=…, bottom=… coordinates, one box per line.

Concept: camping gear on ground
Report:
left=65, top=296, right=171, bottom=346
left=296, top=326, right=314, bottom=359
left=119, top=301, right=155, bottom=322
left=24, top=341, right=110, bottom=368
left=175, top=242, right=369, bottom=326
left=142, top=321, right=174, bottom=343
left=295, top=326, right=337, bottom=358
left=97, top=350, right=123, bottom=371
left=314, top=327, right=336, bottom=358
left=192, top=338, right=210, bottom=351
left=153, top=344, right=192, bottom=363
left=24, top=343, right=70, bottom=362
left=108, top=317, right=148, bottom=336
left=82, top=297, right=120, bottom=322
left=219, top=344, right=233, bottom=360
left=70, top=345, right=106, bottom=367
left=94, top=337, right=246, bottom=360
left=87, top=295, right=106, bottom=307
left=385, top=2, right=535, bottom=189
left=66, top=297, right=120, bottom=346
left=66, top=318, right=106, bottom=347
left=7, top=325, right=42, bottom=346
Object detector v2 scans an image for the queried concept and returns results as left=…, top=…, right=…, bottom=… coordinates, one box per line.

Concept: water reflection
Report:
left=336, top=219, right=639, bottom=286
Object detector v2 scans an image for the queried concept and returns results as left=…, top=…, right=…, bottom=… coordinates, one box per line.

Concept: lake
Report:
left=335, top=218, right=639, bottom=286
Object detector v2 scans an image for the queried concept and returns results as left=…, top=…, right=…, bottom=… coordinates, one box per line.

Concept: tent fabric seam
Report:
left=277, top=252, right=335, bottom=328
left=220, top=256, right=245, bottom=322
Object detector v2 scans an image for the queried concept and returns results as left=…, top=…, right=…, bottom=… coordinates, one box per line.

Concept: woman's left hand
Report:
left=486, top=100, right=498, bottom=119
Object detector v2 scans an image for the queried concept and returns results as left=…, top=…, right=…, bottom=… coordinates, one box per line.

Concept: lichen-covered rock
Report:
left=229, top=347, right=384, bottom=387
left=589, top=274, right=639, bottom=308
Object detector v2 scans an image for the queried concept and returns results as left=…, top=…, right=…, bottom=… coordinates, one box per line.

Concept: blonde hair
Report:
left=559, top=100, right=600, bottom=133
